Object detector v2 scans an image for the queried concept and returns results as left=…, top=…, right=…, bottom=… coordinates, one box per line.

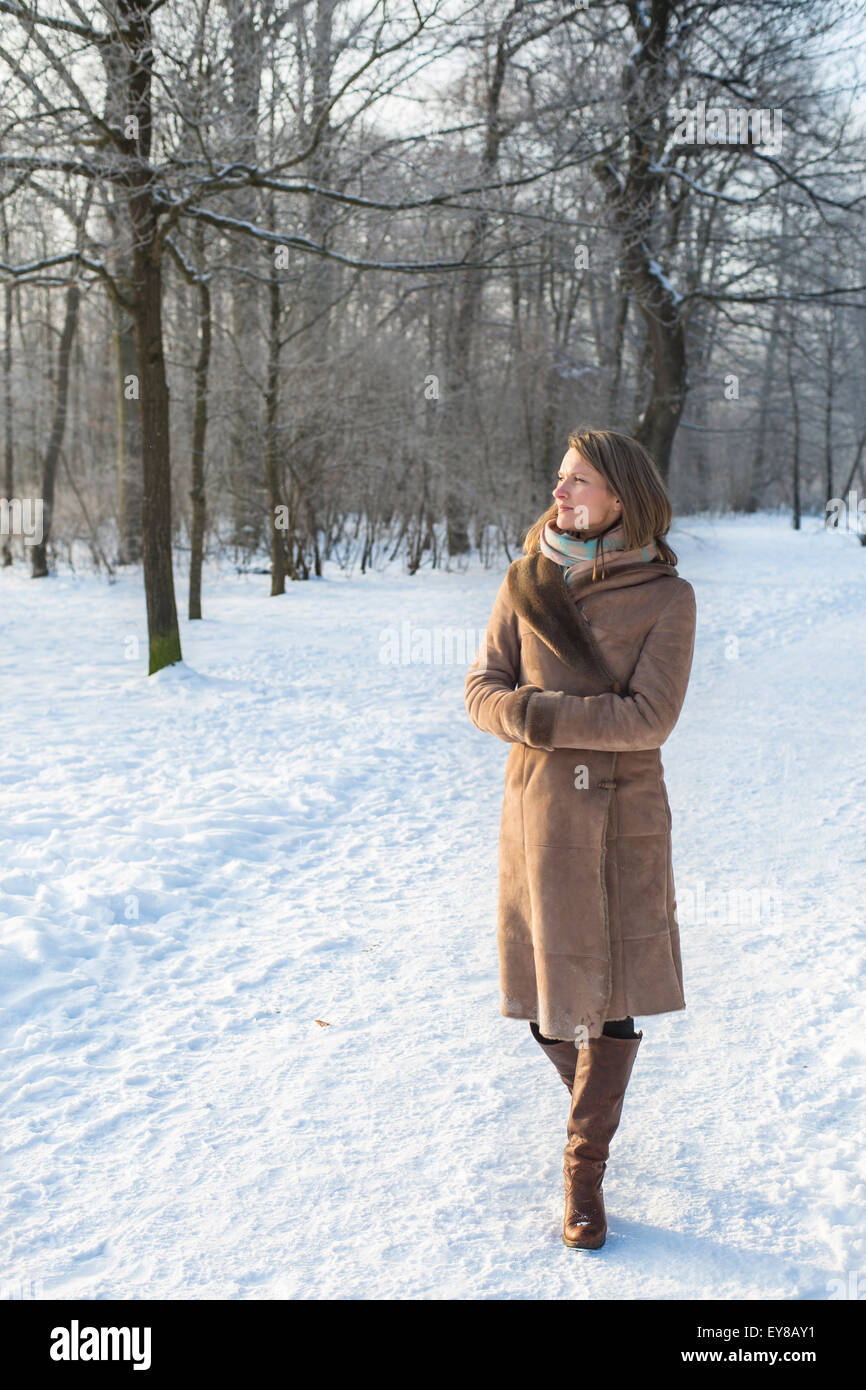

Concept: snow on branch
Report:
left=643, top=246, right=682, bottom=307
left=0, top=249, right=130, bottom=306
left=176, top=203, right=521, bottom=275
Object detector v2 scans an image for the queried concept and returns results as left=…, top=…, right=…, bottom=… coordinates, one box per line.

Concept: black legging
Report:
left=531, top=1016, right=636, bottom=1043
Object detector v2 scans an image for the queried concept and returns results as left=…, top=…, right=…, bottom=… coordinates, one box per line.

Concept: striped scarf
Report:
left=539, top=519, right=660, bottom=587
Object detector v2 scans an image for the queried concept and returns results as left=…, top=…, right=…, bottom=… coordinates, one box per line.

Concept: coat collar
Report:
left=505, top=550, right=678, bottom=685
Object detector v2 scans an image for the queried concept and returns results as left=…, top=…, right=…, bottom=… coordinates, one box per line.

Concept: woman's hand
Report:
left=497, top=684, right=550, bottom=746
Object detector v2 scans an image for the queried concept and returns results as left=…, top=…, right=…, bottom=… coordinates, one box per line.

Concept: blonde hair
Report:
left=523, top=426, right=678, bottom=566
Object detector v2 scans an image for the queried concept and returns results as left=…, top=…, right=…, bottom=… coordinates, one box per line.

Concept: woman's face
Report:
left=553, top=448, right=621, bottom=536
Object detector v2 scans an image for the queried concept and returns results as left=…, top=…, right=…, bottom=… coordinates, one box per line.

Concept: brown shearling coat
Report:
left=464, top=550, right=697, bottom=1042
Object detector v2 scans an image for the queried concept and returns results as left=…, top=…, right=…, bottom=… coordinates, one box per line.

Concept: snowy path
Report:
left=0, top=512, right=863, bottom=1299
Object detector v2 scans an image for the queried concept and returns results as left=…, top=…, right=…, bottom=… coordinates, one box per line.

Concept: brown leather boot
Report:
left=562, top=1030, right=642, bottom=1249
left=529, top=1020, right=578, bottom=1091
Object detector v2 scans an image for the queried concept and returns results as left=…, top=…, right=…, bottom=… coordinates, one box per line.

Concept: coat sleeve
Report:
left=464, top=572, right=549, bottom=746
left=522, top=582, right=697, bottom=753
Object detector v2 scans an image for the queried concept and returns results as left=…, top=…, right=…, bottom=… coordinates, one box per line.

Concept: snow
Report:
left=625, top=40, right=644, bottom=70
left=1, top=509, right=864, bottom=1299
left=645, top=247, right=683, bottom=305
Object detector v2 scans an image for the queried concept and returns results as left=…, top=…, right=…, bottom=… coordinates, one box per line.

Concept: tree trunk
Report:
left=750, top=298, right=783, bottom=511
left=293, top=0, right=338, bottom=578
left=122, top=0, right=182, bottom=673
left=224, top=0, right=265, bottom=557
left=31, top=281, right=80, bottom=577
left=823, top=310, right=835, bottom=504
left=594, top=0, right=687, bottom=481
left=264, top=252, right=290, bottom=595
left=443, top=9, right=518, bottom=556
left=1, top=216, right=13, bottom=568
left=607, top=281, right=629, bottom=423
left=786, top=326, right=801, bottom=530
left=102, top=22, right=143, bottom=567
left=130, top=228, right=182, bottom=670
left=632, top=313, right=687, bottom=478
left=188, top=242, right=211, bottom=621
left=113, top=294, right=143, bottom=564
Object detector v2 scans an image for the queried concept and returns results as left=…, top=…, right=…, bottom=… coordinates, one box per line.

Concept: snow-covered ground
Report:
left=0, top=510, right=863, bottom=1300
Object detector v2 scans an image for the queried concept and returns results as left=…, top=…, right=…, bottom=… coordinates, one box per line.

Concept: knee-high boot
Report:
left=562, top=1031, right=642, bottom=1250
left=529, top=1020, right=578, bottom=1091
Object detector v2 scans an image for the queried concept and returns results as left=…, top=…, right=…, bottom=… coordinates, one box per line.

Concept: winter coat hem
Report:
left=500, top=1000, right=686, bottom=1044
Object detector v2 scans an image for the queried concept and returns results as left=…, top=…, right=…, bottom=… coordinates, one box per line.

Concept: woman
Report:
left=464, top=427, right=697, bottom=1250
